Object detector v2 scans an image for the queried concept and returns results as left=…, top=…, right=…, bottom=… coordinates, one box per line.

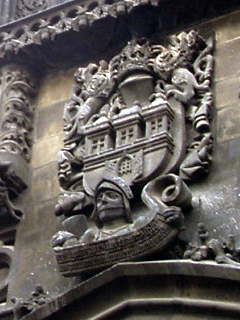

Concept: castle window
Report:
left=91, top=137, right=105, bottom=154
left=119, top=128, right=134, bottom=146
left=167, top=119, right=171, bottom=132
left=150, top=118, right=163, bottom=135
left=119, top=158, right=132, bottom=175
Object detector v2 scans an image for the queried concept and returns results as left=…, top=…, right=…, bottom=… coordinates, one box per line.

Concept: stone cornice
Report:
left=0, top=0, right=239, bottom=70
left=18, top=261, right=240, bottom=320
left=0, top=0, right=160, bottom=67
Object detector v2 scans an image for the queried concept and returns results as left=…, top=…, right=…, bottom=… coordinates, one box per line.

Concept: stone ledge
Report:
left=21, top=261, right=240, bottom=320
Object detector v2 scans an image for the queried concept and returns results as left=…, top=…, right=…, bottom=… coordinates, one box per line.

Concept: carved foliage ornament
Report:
left=16, top=0, right=48, bottom=18
left=52, top=30, right=214, bottom=276
left=0, top=65, right=37, bottom=235
left=0, top=65, right=38, bottom=162
left=0, top=0, right=159, bottom=59
left=184, top=223, right=240, bottom=266
left=11, top=284, right=51, bottom=319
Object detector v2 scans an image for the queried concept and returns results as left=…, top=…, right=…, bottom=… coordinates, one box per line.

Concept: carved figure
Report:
left=52, top=30, right=214, bottom=275
left=80, top=176, right=135, bottom=243
left=12, top=285, right=51, bottom=319
left=64, top=60, right=114, bottom=143
left=184, top=223, right=240, bottom=266
left=52, top=174, right=188, bottom=275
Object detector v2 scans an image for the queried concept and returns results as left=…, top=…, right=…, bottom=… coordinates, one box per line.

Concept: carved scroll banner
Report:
left=52, top=30, right=214, bottom=276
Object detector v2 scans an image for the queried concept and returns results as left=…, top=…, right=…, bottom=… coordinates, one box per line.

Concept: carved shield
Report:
left=53, top=31, right=214, bottom=275
left=81, top=73, right=186, bottom=195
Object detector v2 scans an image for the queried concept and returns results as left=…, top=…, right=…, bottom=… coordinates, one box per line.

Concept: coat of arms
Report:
left=52, top=30, right=214, bottom=276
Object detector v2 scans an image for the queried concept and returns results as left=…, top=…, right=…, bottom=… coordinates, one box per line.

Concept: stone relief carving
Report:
left=11, top=285, right=51, bottom=319
left=184, top=222, right=240, bottom=265
left=0, top=244, right=14, bottom=303
left=0, top=64, right=37, bottom=235
left=0, top=64, right=38, bottom=306
left=0, top=0, right=160, bottom=59
left=16, top=0, right=48, bottom=18
left=0, top=65, right=37, bottom=163
left=52, top=30, right=214, bottom=276
left=0, top=178, right=23, bottom=225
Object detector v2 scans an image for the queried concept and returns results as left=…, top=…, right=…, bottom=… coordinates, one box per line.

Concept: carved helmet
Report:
left=92, top=176, right=133, bottom=227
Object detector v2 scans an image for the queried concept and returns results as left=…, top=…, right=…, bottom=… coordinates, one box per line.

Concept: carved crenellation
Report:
left=52, top=30, right=215, bottom=275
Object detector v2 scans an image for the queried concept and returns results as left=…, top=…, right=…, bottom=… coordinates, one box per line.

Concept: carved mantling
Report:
left=51, top=30, right=216, bottom=276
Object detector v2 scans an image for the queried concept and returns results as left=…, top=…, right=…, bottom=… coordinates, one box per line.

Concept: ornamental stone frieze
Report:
left=15, top=0, right=76, bottom=18
left=0, top=64, right=38, bottom=238
left=0, top=0, right=238, bottom=70
left=51, top=30, right=217, bottom=276
left=16, top=0, right=48, bottom=18
left=0, top=0, right=71, bottom=23
left=0, top=0, right=160, bottom=62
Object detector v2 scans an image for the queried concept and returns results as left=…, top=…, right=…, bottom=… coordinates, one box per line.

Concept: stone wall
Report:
left=5, top=6, right=240, bottom=317
left=6, top=69, right=77, bottom=305
left=184, top=10, right=240, bottom=242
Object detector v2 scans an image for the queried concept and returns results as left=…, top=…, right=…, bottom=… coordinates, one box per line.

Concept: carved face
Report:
left=96, top=189, right=125, bottom=224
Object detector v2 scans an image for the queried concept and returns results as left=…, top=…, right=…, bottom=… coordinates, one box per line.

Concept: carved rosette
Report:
left=52, top=30, right=215, bottom=275
left=16, top=0, right=48, bottom=18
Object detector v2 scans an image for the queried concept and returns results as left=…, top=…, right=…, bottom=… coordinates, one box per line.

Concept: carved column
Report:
left=0, top=64, right=38, bottom=241
left=0, top=63, right=38, bottom=305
